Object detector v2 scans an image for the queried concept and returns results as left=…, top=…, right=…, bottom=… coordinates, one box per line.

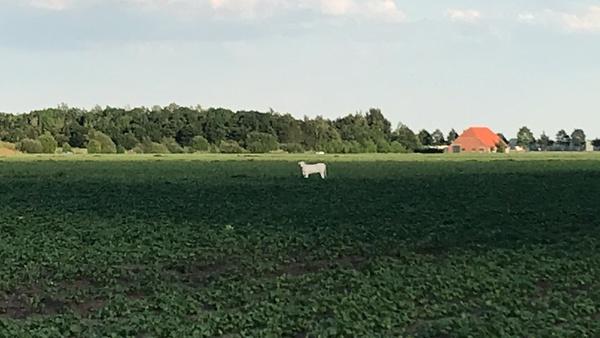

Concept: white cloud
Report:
left=517, top=13, right=536, bottom=24
left=446, top=9, right=481, bottom=23
left=28, top=0, right=70, bottom=10
left=365, top=0, right=406, bottom=23
left=19, top=0, right=406, bottom=22
left=317, top=0, right=356, bottom=16
left=206, top=0, right=406, bottom=21
left=559, top=6, right=600, bottom=32
left=517, top=7, right=600, bottom=33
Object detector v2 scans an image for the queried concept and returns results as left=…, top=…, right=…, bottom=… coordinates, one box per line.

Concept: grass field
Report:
left=1, top=153, right=600, bottom=337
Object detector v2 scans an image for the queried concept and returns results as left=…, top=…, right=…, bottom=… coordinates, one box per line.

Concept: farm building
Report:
left=448, top=127, right=507, bottom=153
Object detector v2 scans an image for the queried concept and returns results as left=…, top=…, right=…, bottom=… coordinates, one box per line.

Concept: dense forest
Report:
left=0, top=104, right=458, bottom=154
left=0, top=104, right=596, bottom=154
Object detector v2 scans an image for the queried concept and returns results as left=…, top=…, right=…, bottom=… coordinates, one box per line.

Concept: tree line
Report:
left=514, top=127, right=599, bottom=151
left=0, top=104, right=460, bottom=154
left=0, top=104, right=596, bottom=154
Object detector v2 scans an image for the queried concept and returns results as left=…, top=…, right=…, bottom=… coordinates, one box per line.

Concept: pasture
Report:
left=1, top=153, right=600, bottom=337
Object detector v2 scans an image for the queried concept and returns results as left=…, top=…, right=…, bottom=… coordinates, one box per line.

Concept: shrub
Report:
left=88, top=131, right=116, bottom=154
left=346, top=141, right=363, bottom=154
left=375, top=139, right=392, bottom=153
left=496, top=142, right=507, bottom=154
left=18, top=139, right=43, bottom=154
left=219, top=140, right=246, bottom=154
left=146, top=143, right=169, bottom=154
left=191, top=136, right=210, bottom=152
left=390, top=141, right=410, bottom=153
left=323, top=140, right=344, bottom=154
left=131, top=145, right=144, bottom=154
left=162, top=137, right=185, bottom=154
left=361, top=140, right=378, bottom=153
left=62, top=143, right=72, bottom=153
left=245, top=132, right=279, bottom=153
left=414, top=148, right=444, bottom=154
left=281, top=143, right=305, bottom=153
left=0, top=141, right=16, bottom=150
left=87, top=139, right=102, bottom=154
left=209, top=144, right=220, bottom=153
left=141, top=138, right=169, bottom=154
left=38, top=133, right=58, bottom=154
left=55, top=134, right=69, bottom=146
left=120, top=133, right=139, bottom=150
left=116, top=145, right=126, bottom=154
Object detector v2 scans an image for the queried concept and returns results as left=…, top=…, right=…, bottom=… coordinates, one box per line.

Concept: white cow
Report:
left=298, top=161, right=327, bottom=179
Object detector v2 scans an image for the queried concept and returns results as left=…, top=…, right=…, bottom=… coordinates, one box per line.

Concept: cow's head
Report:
left=298, top=161, right=306, bottom=166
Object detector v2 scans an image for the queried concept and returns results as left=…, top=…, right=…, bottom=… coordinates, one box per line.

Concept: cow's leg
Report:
left=320, top=170, right=325, bottom=179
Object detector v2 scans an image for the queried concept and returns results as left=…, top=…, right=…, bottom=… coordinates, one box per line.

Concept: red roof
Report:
left=451, top=127, right=505, bottom=152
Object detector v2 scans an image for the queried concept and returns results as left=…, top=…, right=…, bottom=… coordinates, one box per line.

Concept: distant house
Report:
left=508, top=138, right=526, bottom=152
left=586, top=140, right=594, bottom=152
left=448, top=127, right=507, bottom=153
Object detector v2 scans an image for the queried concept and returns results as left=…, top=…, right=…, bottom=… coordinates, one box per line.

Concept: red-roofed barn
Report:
left=449, top=127, right=507, bottom=153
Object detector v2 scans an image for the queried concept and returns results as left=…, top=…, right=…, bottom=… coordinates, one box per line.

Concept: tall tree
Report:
left=431, top=129, right=446, bottom=146
left=365, top=108, right=392, bottom=139
left=497, top=133, right=509, bottom=145
left=571, top=129, right=586, bottom=148
left=418, top=129, right=433, bottom=146
left=539, top=132, right=552, bottom=151
left=556, top=130, right=571, bottom=146
left=447, top=129, right=459, bottom=144
left=393, top=123, right=420, bottom=151
left=517, top=126, right=535, bottom=148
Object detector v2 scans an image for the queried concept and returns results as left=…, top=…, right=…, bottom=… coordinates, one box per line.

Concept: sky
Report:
left=1, top=1, right=600, bottom=138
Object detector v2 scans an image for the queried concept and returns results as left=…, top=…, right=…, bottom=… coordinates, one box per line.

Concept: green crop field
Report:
left=1, top=153, right=600, bottom=337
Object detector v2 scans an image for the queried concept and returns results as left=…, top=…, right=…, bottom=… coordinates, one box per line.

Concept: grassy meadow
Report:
left=1, top=153, right=600, bottom=337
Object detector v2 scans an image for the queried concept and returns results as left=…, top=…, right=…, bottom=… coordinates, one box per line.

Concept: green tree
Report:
left=246, top=132, right=279, bottom=153
left=38, top=133, right=58, bottom=154
left=556, top=130, right=571, bottom=146
left=88, top=131, right=117, bottom=154
left=87, top=139, right=102, bottom=154
left=393, top=124, right=420, bottom=151
left=68, top=122, right=88, bottom=148
left=281, top=143, right=304, bottom=153
left=273, top=114, right=304, bottom=145
left=374, top=138, right=392, bottom=153
left=176, top=125, right=196, bottom=147
left=219, top=140, right=246, bottom=153
left=191, top=135, right=210, bottom=152
left=324, top=139, right=345, bottom=153
left=365, top=108, right=392, bottom=139
left=361, top=139, right=378, bottom=153
left=539, top=132, right=551, bottom=151
left=303, top=116, right=341, bottom=151
left=140, top=138, right=169, bottom=154
left=497, top=133, right=509, bottom=145
left=62, top=142, right=72, bottom=153
left=119, top=132, right=139, bottom=150
left=390, top=141, right=409, bottom=153
left=431, top=129, right=446, bottom=146
left=418, top=129, right=433, bottom=147
left=162, top=137, right=185, bottom=153
left=18, top=139, right=43, bottom=154
left=571, top=129, right=586, bottom=148
left=447, top=129, right=459, bottom=144
left=517, top=126, right=535, bottom=148
left=495, top=142, right=507, bottom=153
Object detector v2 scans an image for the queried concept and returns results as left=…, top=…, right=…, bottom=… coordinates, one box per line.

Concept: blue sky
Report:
left=1, top=1, right=600, bottom=138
